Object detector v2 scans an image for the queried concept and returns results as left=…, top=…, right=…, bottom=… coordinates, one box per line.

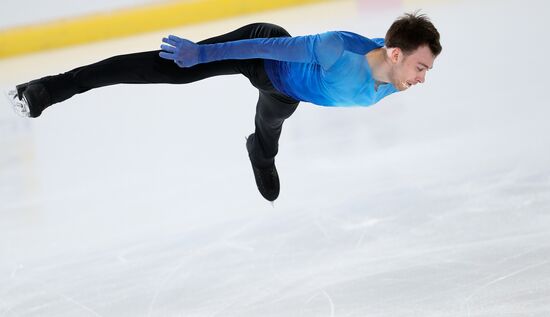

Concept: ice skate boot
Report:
left=246, top=134, right=280, bottom=201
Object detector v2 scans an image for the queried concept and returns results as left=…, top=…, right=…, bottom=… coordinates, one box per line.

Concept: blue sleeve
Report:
left=198, top=32, right=345, bottom=70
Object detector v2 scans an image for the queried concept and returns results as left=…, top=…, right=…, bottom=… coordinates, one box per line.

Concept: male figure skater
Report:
left=7, top=12, right=441, bottom=202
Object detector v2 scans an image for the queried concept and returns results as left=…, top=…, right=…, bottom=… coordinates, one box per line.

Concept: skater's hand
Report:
left=159, top=35, right=200, bottom=68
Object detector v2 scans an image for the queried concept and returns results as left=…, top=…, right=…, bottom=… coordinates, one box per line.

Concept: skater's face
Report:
left=390, top=45, right=435, bottom=91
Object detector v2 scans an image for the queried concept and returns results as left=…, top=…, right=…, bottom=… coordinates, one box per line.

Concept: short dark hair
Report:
left=385, top=11, right=442, bottom=56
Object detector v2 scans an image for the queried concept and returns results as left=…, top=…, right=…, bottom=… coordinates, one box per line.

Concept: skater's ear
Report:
left=387, top=47, right=402, bottom=65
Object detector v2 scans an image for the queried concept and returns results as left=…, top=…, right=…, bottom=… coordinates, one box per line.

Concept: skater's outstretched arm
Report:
left=159, top=32, right=347, bottom=71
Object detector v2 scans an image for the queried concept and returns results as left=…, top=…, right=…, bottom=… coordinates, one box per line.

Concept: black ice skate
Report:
left=246, top=134, right=280, bottom=202
left=6, top=81, right=51, bottom=118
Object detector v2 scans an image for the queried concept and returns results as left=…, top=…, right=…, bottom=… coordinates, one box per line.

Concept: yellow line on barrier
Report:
left=0, top=0, right=331, bottom=59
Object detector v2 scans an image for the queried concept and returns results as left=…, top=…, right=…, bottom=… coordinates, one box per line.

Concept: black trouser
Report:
left=38, top=22, right=300, bottom=168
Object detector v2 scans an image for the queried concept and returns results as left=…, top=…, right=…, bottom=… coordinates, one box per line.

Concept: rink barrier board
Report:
left=357, top=0, right=454, bottom=10
left=0, top=0, right=332, bottom=59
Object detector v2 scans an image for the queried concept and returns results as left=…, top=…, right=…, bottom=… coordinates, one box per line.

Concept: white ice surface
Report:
left=1, top=0, right=550, bottom=316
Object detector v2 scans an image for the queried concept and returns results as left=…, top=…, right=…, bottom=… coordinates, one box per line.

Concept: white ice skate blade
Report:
left=4, top=89, right=31, bottom=118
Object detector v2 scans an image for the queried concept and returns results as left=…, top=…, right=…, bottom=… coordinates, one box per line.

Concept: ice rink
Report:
left=1, top=0, right=550, bottom=315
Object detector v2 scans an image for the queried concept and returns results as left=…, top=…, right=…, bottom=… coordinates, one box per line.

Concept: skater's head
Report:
left=384, top=11, right=441, bottom=91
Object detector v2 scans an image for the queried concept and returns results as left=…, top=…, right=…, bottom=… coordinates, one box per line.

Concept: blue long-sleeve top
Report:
left=198, top=31, right=398, bottom=107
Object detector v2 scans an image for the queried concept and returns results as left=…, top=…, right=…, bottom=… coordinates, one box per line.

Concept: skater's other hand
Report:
left=159, top=35, right=200, bottom=68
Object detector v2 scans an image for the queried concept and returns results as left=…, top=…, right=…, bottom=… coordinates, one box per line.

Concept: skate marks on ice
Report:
left=1, top=166, right=550, bottom=316
left=463, top=259, right=550, bottom=317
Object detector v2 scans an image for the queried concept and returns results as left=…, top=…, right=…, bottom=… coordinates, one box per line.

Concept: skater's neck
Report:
left=365, top=47, right=393, bottom=84
left=366, top=48, right=392, bottom=86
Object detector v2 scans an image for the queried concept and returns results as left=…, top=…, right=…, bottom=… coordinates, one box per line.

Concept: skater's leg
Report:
left=245, top=90, right=298, bottom=201
left=14, top=51, right=247, bottom=117
left=248, top=90, right=299, bottom=168
left=17, top=23, right=292, bottom=117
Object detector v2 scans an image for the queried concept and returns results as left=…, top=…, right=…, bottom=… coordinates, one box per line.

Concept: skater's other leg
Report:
left=246, top=91, right=299, bottom=201
left=249, top=91, right=299, bottom=168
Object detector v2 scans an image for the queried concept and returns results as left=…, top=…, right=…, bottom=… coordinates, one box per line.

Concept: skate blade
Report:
left=4, top=89, right=31, bottom=118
